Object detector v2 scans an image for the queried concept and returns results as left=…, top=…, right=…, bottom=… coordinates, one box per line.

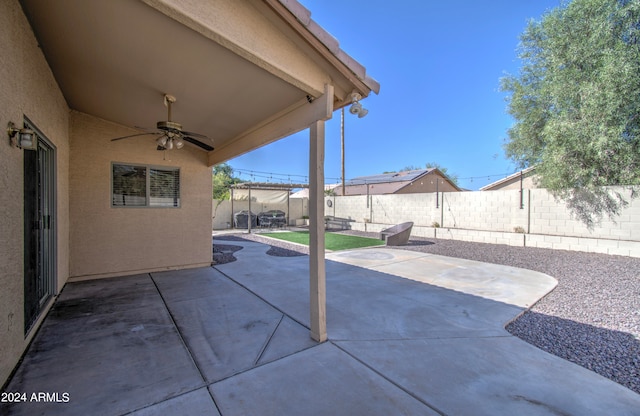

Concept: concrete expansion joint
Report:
left=128, top=386, right=213, bottom=415
left=212, top=264, right=311, bottom=332
left=330, top=341, right=448, bottom=416
left=254, top=314, right=284, bottom=365
left=209, top=342, right=323, bottom=386
left=148, top=274, right=220, bottom=412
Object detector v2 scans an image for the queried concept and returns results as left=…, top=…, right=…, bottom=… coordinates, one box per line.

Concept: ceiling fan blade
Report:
left=111, top=132, right=161, bottom=141
left=183, top=136, right=214, bottom=151
left=181, top=130, right=209, bottom=139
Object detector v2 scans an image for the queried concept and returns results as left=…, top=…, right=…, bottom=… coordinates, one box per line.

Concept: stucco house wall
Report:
left=0, top=0, right=70, bottom=385
left=395, top=175, right=459, bottom=194
left=69, top=112, right=213, bottom=279
left=480, top=167, right=538, bottom=191
left=1, top=0, right=214, bottom=385
left=483, top=175, right=537, bottom=191
left=341, top=170, right=459, bottom=196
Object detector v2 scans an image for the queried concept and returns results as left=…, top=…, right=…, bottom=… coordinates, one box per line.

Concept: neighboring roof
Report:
left=291, top=183, right=339, bottom=198
left=346, top=169, right=435, bottom=186
left=479, top=166, right=537, bottom=191
left=345, top=169, right=462, bottom=192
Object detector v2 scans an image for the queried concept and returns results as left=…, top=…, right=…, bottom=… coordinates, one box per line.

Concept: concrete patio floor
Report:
left=3, top=239, right=640, bottom=415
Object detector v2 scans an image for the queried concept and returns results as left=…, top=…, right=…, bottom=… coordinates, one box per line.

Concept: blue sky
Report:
left=227, top=0, right=562, bottom=190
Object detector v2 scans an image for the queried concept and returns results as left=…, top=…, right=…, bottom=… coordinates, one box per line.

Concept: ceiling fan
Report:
left=111, top=94, right=214, bottom=151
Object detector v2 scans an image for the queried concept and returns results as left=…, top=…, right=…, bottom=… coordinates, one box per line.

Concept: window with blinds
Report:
left=112, top=163, right=180, bottom=207
left=149, top=167, right=180, bottom=207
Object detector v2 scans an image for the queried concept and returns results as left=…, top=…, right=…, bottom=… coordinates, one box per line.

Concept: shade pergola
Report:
left=230, top=182, right=308, bottom=232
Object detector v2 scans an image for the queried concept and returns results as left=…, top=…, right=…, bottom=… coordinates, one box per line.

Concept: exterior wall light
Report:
left=348, top=92, right=368, bottom=118
left=7, top=121, right=37, bottom=150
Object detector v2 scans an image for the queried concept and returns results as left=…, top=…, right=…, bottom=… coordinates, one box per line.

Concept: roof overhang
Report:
left=19, top=0, right=378, bottom=165
left=479, top=166, right=537, bottom=191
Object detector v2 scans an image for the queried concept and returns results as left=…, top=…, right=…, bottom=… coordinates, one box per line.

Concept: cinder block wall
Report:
left=371, top=194, right=442, bottom=226
left=324, top=194, right=439, bottom=226
left=326, top=195, right=368, bottom=222
left=322, top=188, right=640, bottom=257
left=442, top=190, right=528, bottom=232
left=215, top=189, right=640, bottom=257
left=528, top=189, right=640, bottom=240
left=212, top=200, right=233, bottom=229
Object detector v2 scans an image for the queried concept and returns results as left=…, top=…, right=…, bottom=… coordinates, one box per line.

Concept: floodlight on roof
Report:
left=348, top=91, right=368, bottom=118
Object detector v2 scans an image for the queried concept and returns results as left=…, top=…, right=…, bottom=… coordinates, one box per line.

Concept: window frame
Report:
left=111, top=162, right=181, bottom=208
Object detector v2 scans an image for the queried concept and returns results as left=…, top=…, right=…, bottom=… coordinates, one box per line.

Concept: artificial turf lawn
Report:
left=263, top=231, right=384, bottom=251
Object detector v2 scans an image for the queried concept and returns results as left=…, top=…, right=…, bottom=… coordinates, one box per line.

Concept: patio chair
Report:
left=258, top=215, right=272, bottom=228
left=380, top=222, right=413, bottom=246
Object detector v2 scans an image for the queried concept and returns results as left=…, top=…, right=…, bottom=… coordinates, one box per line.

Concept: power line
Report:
left=457, top=172, right=518, bottom=183
left=232, top=167, right=341, bottom=184
left=228, top=167, right=521, bottom=185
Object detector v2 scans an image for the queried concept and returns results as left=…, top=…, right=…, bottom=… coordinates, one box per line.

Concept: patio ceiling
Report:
left=19, top=0, right=378, bottom=164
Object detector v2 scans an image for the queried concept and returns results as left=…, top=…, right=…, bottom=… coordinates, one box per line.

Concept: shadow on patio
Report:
left=3, top=239, right=640, bottom=415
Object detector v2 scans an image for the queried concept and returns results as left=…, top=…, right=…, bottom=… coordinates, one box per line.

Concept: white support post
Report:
left=309, top=119, right=327, bottom=342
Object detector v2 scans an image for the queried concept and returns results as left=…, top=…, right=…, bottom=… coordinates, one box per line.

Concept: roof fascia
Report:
left=431, top=168, right=462, bottom=191
left=265, top=0, right=380, bottom=102
left=392, top=169, right=462, bottom=192
left=479, top=166, right=536, bottom=191
left=208, top=84, right=334, bottom=166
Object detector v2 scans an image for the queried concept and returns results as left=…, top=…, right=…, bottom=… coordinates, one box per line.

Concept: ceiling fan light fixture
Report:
left=110, top=94, right=212, bottom=151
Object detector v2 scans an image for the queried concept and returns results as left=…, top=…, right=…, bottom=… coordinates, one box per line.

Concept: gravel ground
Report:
left=212, top=243, right=243, bottom=264
left=214, top=231, right=640, bottom=394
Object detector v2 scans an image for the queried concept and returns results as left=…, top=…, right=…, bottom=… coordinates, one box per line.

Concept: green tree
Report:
left=501, top=0, right=640, bottom=227
left=212, top=163, right=242, bottom=200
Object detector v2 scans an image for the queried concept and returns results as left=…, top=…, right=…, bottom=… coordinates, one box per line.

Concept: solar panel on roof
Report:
left=346, top=169, right=433, bottom=186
